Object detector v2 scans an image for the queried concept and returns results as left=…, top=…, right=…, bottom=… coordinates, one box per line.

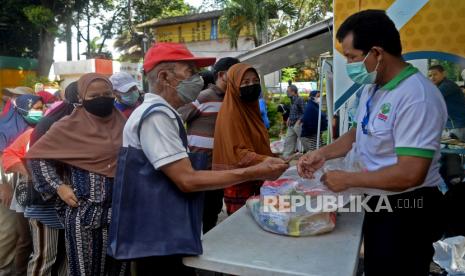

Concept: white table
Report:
left=183, top=207, right=364, bottom=276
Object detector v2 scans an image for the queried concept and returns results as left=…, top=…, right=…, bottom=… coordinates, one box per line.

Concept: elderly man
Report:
left=122, top=43, right=287, bottom=274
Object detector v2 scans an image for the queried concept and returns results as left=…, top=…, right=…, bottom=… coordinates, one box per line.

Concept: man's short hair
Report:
left=146, top=62, right=176, bottom=93
left=212, top=57, right=240, bottom=80
left=429, top=65, right=445, bottom=72
left=336, top=9, right=402, bottom=57
left=288, top=85, right=298, bottom=93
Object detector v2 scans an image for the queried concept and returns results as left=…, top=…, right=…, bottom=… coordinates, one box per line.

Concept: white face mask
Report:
left=314, top=97, right=320, bottom=104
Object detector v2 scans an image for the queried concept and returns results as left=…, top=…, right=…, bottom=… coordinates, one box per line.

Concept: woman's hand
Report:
left=57, top=184, right=78, bottom=207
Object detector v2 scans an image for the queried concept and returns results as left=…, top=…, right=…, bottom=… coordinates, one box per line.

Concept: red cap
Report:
left=143, top=42, right=216, bottom=73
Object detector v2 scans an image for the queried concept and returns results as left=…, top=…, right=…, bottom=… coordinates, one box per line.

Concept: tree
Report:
left=114, top=0, right=193, bottom=62
left=218, top=0, right=296, bottom=48
left=216, top=0, right=331, bottom=47
left=281, top=67, right=297, bottom=83
left=0, top=0, right=40, bottom=58
left=81, top=36, right=113, bottom=59
left=22, top=0, right=90, bottom=77
left=269, top=0, right=332, bottom=40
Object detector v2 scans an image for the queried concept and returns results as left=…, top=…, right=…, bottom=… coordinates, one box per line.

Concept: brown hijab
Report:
left=212, top=63, right=272, bottom=170
left=26, top=73, right=126, bottom=177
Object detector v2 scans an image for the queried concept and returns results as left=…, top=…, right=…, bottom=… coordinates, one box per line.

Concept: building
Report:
left=139, top=10, right=255, bottom=59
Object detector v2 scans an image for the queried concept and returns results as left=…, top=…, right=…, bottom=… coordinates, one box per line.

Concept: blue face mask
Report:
left=346, top=52, right=379, bottom=85
left=120, top=90, right=140, bottom=106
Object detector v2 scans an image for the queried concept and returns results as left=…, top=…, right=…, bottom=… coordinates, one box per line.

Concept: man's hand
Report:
left=286, top=118, right=291, bottom=127
left=251, top=157, right=289, bottom=181
left=57, top=185, right=78, bottom=207
left=297, top=151, right=325, bottom=179
left=0, top=184, right=13, bottom=208
left=321, top=170, right=351, bottom=192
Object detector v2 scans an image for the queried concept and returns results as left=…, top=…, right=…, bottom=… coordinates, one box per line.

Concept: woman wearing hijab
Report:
left=0, top=94, right=43, bottom=152
left=213, top=63, right=281, bottom=215
left=26, top=73, right=128, bottom=276
left=22, top=81, right=80, bottom=276
left=0, top=94, right=43, bottom=276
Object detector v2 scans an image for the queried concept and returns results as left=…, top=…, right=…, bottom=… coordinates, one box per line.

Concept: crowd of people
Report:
left=0, top=39, right=289, bottom=275
left=0, top=8, right=463, bottom=276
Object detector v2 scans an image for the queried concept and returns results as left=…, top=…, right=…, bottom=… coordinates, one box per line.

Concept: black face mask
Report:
left=82, top=97, right=114, bottom=117
left=239, top=84, right=261, bottom=102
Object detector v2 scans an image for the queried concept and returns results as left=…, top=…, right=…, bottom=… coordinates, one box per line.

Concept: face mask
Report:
left=314, top=97, right=320, bottom=104
left=240, top=84, right=261, bottom=102
left=82, top=97, right=114, bottom=117
left=24, top=110, right=43, bottom=124
left=346, top=52, right=379, bottom=84
left=174, top=74, right=204, bottom=104
left=120, top=91, right=140, bottom=106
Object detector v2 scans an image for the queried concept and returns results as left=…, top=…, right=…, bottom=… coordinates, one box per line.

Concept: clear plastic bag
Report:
left=270, top=139, right=285, bottom=154
left=247, top=152, right=363, bottom=237
left=433, top=236, right=465, bottom=275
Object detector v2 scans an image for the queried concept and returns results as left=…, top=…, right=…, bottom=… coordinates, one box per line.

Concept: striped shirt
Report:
left=178, top=84, right=224, bottom=169
left=24, top=205, right=63, bottom=229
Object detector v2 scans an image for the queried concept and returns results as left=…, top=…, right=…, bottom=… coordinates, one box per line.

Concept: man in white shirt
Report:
left=123, top=42, right=288, bottom=275
left=298, top=10, right=446, bottom=276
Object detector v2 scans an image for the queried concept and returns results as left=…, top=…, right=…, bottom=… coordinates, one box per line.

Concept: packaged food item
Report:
left=247, top=152, right=363, bottom=237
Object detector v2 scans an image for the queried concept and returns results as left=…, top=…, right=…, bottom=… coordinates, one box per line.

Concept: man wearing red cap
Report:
left=120, top=43, right=288, bottom=274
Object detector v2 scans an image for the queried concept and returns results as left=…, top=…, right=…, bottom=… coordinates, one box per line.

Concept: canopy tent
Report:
left=237, top=18, right=333, bottom=75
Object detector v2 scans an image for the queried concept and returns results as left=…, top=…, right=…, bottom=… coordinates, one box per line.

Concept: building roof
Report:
left=138, top=10, right=223, bottom=28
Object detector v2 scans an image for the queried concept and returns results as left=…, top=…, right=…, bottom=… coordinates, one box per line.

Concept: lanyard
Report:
left=361, top=85, right=379, bottom=135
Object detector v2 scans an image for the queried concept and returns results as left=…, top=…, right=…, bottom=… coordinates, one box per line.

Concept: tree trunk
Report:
left=76, top=12, right=80, bottom=60
left=66, top=14, right=72, bottom=61
left=86, top=4, right=90, bottom=58
left=37, top=29, right=55, bottom=77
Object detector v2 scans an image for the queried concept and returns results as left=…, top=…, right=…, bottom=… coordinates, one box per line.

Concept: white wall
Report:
left=186, top=37, right=255, bottom=60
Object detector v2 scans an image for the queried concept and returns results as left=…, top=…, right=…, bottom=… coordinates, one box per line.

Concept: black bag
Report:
left=108, top=103, right=207, bottom=260
left=15, top=175, right=46, bottom=207
left=439, top=153, right=464, bottom=186
left=440, top=153, right=465, bottom=237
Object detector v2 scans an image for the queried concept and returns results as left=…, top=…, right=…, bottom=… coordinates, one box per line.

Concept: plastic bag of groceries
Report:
left=247, top=150, right=363, bottom=236
left=270, top=139, right=285, bottom=154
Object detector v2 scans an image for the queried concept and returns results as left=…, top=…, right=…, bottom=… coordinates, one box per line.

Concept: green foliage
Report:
left=114, top=0, right=193, bottom=61
left=23, top=6, right=55, bottom=30
left=0, top=0, right=40, bottom=58
left=219, top=0, right=297, bottom=48
left=22, top=74, right=57, bottom=88
left=432, top=60, right=462, bottom=81
left=281, top=67, right=297, bottom=82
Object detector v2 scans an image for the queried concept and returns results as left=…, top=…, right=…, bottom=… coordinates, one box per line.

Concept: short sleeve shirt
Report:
left=354, top=65, right=447, bottom=195
left=123, top=93, right=188, bottom=170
